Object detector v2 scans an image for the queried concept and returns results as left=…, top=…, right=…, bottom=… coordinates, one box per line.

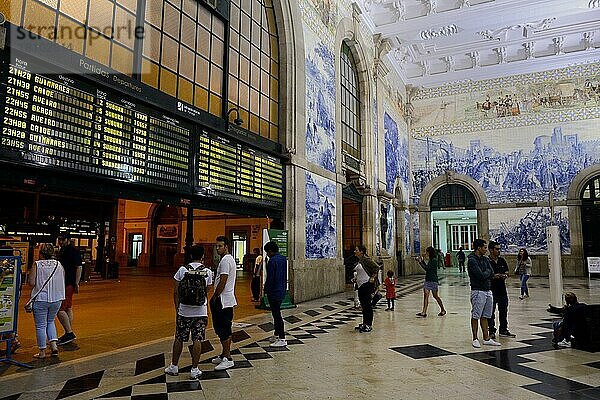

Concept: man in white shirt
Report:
left=210, top=236, right=237, bottom=371
left=164, top=245, right=213, bottom=380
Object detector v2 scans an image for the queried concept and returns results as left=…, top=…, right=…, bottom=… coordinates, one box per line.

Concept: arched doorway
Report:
left=342, top=183, right=363, bottom=282
left=581, top=175, right=600, bottom=259
left=430, top=184, right=478, bottom=258
left=151, top=204, right=181, bottom=268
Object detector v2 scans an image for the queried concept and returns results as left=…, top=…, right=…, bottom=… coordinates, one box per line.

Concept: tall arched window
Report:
left=340, top=42, right=361, bottom=160
left=228, top=0, right=280, bottom=142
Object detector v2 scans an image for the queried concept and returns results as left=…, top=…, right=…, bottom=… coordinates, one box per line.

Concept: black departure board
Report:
left=0, top=53, right=191, bottom=191
left=198, top=131, right=283, bottom=205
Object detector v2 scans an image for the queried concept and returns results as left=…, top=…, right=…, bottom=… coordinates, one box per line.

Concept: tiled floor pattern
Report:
left=1, top=276, right=599, bottom=399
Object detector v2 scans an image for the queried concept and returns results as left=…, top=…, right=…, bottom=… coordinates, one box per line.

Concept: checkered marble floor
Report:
left=2, top=276, right=600, bottom=400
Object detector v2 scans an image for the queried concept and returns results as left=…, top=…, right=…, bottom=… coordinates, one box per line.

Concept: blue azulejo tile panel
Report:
left=411, top=122, right=600, bottom=204
left=305, top=172, right=336, bottom=259
left=304, top=27, right=336, bottom=172
left=489, top=206, right=570, bottom=254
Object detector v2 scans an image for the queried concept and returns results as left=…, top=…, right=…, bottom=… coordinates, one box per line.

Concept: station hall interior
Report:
left=1, top=0, right=600, bottom=398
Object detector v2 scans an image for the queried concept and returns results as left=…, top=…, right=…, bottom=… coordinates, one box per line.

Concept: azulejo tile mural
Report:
left=488, top=206, right=571, bottom=255
left=411, top=120, right=600, bottom=203
left=383, top=112, right=409, bottom=197
left=412, top=213, right=420, bottom=255
left=372, top=92, right=379, bottom=190
left=304, top=27, right=336, bottom=172
left=404, top=210, right=411, bottom=256
left=306, top=172, right=337, bottom=259
left=411, top=64, right=600, bottom=137
left=379, top=202, right=394, bottom=256
left=386, top=203, right=394, bottom=256
left=414, top=63, right=600, bottom=101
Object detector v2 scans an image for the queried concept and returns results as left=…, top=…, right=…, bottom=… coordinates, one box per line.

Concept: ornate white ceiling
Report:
left=358, top=0, right=600, bottom=87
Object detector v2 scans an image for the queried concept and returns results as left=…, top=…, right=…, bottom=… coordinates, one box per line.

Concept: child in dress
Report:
left=384, top=270, right=396, bottom=311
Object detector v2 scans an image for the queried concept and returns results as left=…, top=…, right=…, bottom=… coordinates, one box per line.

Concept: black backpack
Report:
left=179, top=264, right=208, bottom=306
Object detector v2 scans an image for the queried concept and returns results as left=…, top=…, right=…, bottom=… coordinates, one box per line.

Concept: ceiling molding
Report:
left=359, top=0, right=600, bottom=86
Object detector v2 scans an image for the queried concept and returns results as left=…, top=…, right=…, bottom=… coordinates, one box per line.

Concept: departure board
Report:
left=198, top=131, right=283, bottom=205
left=0, top=53, right=191, bottom=191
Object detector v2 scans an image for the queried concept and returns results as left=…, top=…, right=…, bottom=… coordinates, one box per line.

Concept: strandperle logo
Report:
left=0, top=12, right=6, bottom=25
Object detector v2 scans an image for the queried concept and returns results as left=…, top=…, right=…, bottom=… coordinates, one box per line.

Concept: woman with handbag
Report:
left=27, top=243, right=65, bottom=359
left=353, top=245, right=379, bottom=333
left=516, top=248, right=532, bottom=300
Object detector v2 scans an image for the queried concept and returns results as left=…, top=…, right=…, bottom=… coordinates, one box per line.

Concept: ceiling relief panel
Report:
left=358, top=0, right=600, bottom=86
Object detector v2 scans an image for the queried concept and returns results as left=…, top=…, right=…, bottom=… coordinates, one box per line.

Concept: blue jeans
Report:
left=32, top=300, right=62, bottom=349
left=267, top=294, right=285, bottom=339
left=520, top=274, right=530, bottom=296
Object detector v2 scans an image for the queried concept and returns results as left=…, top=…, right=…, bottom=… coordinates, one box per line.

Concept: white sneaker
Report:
left=271, top=338, right=287, bottom=347
left=211, top=356, right=223, bottom=365
left=164, top=364, right=179, bottom=376
left=214, top=357, right=234, bottom=371
left=190, top=367, right=202, bottom=379
left=557, top=339, right=571, bottom=348
left=472, top=339, right=481, bottom=348
left=483, top=338, right=501, bottom=346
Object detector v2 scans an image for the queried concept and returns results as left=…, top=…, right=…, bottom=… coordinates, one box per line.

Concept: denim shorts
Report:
left=471, top=290, right=493, bottom=319
left=423, top=281, right=439, bottom=291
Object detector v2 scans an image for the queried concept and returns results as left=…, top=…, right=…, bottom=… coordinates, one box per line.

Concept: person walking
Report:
left=467, top=239, right=501, bottom=348
left=164, top=245, right=213, bottom=380
left=353, top=245, right=379, bottom=333
left=416, top=246, right=446, bottom=317
left=28, top=243, right=65, bottom=358
left=457, top=247, right=466, bottom=274
left=516, top=248, right=532, bottom=299
left=384, top=270, right=396, bottom=311
left=488, top=240, right=516, bottom=339
left=263, top=241, right=288, bottom=347
left=210, top=236, right=237, bottom=371
left=56, top=235, right=82, bottom=346
left=250, top=248, right=263, bottom=302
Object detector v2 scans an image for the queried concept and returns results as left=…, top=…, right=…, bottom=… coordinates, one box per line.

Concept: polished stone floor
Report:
left=1, top=273, right=599, bottom=400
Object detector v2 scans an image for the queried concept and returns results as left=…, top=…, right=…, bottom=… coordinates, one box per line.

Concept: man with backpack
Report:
left=165, top=245, right=213, bottom=380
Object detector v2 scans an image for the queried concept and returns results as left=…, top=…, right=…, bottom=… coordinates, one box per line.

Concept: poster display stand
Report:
left=587, top=257, right=600, bottom=280
left=0, top=253, right=32, bottom=368
left=258, top=229, right=296, bottom=310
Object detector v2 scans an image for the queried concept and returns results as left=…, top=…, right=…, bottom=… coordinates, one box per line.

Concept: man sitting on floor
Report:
left=552, top=292, right=586, bottom=348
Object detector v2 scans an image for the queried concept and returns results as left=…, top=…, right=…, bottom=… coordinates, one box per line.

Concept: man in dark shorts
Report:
left=164, top=245, right=213, bottom=379
left=57, top=235, right=82, bottom=346
left=210, top=236, right=237, bottom=371
left=488, top=240, right=516, bottom=339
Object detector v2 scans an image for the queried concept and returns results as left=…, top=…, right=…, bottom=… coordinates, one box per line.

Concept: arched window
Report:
left=581, top=176, right=600, bottom=199
left=340, top=41, right=361, bottom=160
left=228, top=0, right=280, bottom=141
left=430, top=184, right=476, bottom=210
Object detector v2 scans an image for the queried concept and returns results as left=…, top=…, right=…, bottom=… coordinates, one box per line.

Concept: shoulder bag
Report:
left=24, top=260, right=59, bottom=313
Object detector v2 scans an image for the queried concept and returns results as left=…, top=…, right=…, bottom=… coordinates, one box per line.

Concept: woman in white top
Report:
left=28, top=243, right=66, bottom=358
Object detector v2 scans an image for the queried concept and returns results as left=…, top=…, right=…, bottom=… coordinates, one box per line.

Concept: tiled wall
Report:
left=305, top=171, right=337, bottom=259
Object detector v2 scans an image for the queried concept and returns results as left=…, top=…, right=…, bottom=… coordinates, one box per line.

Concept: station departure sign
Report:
left=0, top=51, right=284, bottom=207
